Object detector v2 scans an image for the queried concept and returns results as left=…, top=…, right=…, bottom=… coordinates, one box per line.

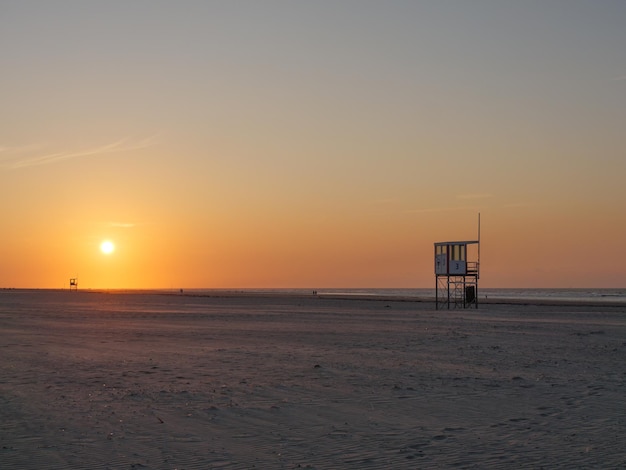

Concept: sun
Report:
left=100, top=240, right=115, bottom=255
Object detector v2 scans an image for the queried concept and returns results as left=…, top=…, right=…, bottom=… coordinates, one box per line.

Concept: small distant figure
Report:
left=69, top=278, right=78, bottom=292
left=180, top=288, right=184, bottom=294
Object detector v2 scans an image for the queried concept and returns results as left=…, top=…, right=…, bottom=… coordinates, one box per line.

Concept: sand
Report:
left=1, top=290, right=625, bottom=469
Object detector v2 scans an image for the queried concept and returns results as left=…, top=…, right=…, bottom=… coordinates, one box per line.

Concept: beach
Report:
left=1, top=290, right=625, bottom=469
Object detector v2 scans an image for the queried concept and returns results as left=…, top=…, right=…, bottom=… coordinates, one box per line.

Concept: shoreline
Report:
left=2, top=287, right=626, bottom=309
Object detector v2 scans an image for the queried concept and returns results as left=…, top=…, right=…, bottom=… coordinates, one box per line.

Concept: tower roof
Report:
left=434, top=240, right=479, bottom=246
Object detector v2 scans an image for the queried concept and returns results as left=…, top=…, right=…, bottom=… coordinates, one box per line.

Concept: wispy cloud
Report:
left=2, top=136, right=158, bottom=169
left=0, top=143, right=46, bottom=154
left=610, top=75, right=626, bottom=81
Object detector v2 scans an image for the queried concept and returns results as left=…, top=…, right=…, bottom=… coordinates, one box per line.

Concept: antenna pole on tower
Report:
left=478, top=213, right=481, bottom=273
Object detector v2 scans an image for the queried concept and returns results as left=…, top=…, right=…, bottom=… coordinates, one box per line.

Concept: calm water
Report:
left=180, top=288, right=626, bottom=304
left=2, top=287, right=625, bottom=305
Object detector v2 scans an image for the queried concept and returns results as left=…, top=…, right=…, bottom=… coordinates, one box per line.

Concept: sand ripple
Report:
left=1, top=291, right=625, bottom=468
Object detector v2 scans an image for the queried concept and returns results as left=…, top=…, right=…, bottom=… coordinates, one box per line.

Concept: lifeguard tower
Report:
left=69, top=278, right=78, bottom=292
left=434, top=217, right=481, bottom=309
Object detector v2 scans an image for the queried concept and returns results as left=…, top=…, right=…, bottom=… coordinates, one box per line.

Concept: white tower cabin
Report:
left=69, top=278, right=78, bottom=292
left=434, top=240, right=480, bottom=309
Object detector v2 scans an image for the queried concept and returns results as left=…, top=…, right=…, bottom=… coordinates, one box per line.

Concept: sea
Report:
left=2, top=287, right=625, bottom=305
left=177, top=288, right=626, bottom=304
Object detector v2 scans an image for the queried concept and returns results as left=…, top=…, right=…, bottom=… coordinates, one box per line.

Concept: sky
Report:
left=1, top=1, right=626, bottom=289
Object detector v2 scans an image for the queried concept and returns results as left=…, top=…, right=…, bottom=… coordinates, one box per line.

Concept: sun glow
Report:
left=100, top=240, right=115, bottom=255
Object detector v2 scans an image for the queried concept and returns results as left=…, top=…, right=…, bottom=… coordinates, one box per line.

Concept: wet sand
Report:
left=1, top=290, right=625, bottom=469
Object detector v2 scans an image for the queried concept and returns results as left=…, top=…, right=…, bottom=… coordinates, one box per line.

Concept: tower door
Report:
left=448, top=244, right=467, bottom=275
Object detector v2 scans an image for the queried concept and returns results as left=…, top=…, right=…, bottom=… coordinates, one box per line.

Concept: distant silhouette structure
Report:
left=434, top=215, right=481, bottom=310
left=69, top=278, right=78, bottom=292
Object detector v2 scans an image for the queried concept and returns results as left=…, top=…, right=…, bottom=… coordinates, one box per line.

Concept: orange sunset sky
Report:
left=1, top=1, right=625, bottom=289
